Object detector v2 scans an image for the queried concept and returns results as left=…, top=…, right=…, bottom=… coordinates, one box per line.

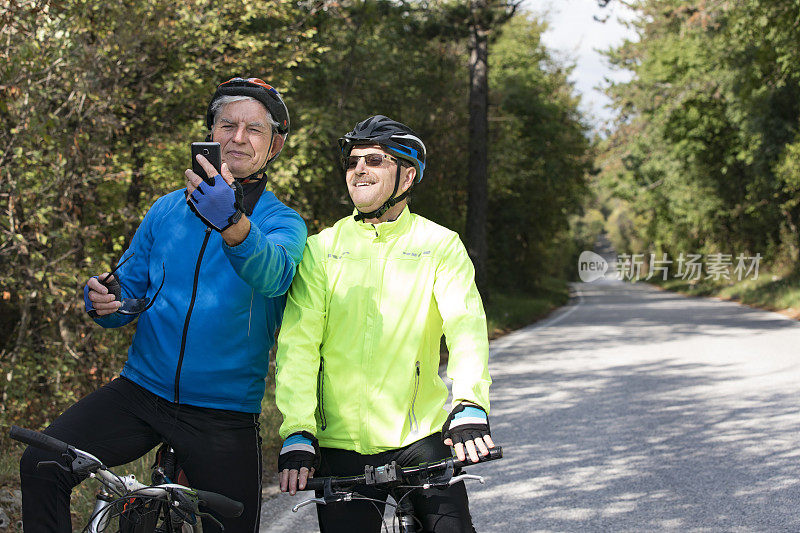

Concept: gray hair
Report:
left=209, top=95, right=279, bottom=130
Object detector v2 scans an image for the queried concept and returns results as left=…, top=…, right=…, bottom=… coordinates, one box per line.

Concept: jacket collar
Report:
left=352, top=206, right=412, bottom=238
left=241, top=174, right=268, bottom=215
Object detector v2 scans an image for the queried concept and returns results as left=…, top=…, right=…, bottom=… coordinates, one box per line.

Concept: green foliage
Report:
left=599, top=0, right=800, bottom=268
left=0, top=0, right=589, bottom=494
left=487, top=15, right=592, bottom=289
left=0, top=0, right=323, bottom=435
left=269, top=0, right=473, bottom=232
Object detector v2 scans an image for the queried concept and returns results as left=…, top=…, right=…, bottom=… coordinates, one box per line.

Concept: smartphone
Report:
left=191, top=142, right=222, bottom=184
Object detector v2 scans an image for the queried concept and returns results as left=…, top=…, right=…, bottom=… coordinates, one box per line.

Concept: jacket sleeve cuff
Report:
left=279, top=424, right=318, bottom=440
left=452, top=398, right=489, bottom=413
left=222, top=221, right=257, bottom=255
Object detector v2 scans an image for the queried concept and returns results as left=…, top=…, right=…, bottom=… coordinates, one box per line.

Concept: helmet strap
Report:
left=241, top=133, right=275, bottom=183
left=354, top=164, right=411, bottom=222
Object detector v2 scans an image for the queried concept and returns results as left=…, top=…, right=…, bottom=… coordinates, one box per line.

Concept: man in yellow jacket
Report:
left=275, top=115, right=495, bottom=532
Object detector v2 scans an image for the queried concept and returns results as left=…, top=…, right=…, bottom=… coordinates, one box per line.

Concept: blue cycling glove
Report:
left=442, top=403, right=491, bottom=447
left=83, top=276, right=121, bottom=318
left=187, top=174, right=244, bottom=232
left=278, top=431, right=320, bottom=473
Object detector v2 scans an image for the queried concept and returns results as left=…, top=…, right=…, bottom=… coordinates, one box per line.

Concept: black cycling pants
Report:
left=315, top=433, right=476, bottom=533
left=19, top=377, right=262, bottom=533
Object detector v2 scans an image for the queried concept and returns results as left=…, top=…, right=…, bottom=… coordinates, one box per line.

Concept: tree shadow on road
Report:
left=476, top=313, right=800, bottom=531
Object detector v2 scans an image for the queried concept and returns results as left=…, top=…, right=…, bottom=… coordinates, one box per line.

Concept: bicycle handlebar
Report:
left=9, top=426, right=71, bottom=455
left=9, top=425, right=244, bottom=519
left=304, top=446, right=503, bottom=492
left=196, top=489, right=245, bottom=518
left=452, top=446, right=503, bottom=469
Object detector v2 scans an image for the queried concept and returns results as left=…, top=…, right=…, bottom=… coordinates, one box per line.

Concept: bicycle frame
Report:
left=86, top=469, right=199, bottom=532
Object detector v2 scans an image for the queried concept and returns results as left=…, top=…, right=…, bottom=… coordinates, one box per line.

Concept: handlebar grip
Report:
left=304, top=474, right=363, bottom=492
left=304, top=477, right=326, bottom=492
left=486, top=446, right=503, bottom=460
left=453, top=445, right=503, bottom=468
left=9, top=426, right=71, bottom=455
left=195, top=489, right=244, bottom=518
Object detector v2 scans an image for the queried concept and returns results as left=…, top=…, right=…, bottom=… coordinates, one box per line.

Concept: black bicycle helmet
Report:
left=338, top=115, right=426, bottom=182
left=206, top=77, right=290, bottom=134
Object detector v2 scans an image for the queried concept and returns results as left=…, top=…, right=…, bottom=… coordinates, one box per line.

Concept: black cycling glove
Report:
left=278, top=431, right=320, bottom=472
left=442, top=403, right=491, bottom=447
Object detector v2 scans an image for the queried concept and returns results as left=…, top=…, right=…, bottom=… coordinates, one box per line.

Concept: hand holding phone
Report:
left=191, top=142, right=222, bottom=184
left=186, top=142, right=244, bottom=233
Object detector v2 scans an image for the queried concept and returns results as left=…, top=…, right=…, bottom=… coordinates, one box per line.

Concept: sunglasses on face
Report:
left=344, top=153, right=398, bottom=170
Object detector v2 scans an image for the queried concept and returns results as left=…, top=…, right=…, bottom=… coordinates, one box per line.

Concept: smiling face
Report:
left=212, top=99, right=283, bottom=179
left=346, top=144, right=415, bottom=217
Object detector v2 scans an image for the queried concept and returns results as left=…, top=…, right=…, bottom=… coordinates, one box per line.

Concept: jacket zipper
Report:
left=317, top=356, right=327, bottom=430
left=174, top=227, right=212, bottom=404
left=408, top=361, right=421, bottom=433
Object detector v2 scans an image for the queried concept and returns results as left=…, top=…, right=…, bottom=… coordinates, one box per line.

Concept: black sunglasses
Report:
left=344, top=153, right=398, bottom=170
left=97, top=254, right=165, bottom=316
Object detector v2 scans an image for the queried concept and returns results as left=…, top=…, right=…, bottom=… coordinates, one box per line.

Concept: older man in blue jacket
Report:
left=19, top=77, right=307, bottom=533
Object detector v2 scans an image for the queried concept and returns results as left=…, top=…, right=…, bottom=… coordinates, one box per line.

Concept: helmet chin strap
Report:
left=354, top=164, right=411, bottom=222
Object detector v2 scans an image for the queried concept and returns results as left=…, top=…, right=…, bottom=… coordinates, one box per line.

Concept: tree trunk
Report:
left=466, top=0, right=490, bottom=302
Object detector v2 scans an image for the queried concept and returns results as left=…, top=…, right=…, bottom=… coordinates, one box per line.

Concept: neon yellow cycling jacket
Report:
left=275, top=207, right=491, bottom=454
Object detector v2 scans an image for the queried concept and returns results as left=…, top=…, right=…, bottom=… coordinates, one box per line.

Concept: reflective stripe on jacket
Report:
left=276, top=207, right=490, bottom=454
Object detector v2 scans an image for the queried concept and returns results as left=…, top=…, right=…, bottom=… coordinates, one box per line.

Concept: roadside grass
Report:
left=0, top=279, right=571, bottom=531
left=0, top=451, right=22, bottom=531
left=485, top=279, right=571, bottom=339
left=0, top=451, right=19, bottom=491
left=655, top=269, right=800, bottom=318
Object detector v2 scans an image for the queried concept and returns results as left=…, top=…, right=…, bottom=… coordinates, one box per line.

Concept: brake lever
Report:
left=448, top=473, right=484, bottom=486
left=169, top=489, right=199, bottom=526
left=36, top=460, right=72, bottom=474
left=292, top=490, right=354, bottom=513
left=421, top=458, right=456, bottom=489
left=194, top=509, right=223, bottom=530
left=37, top=448, right=104, bottom=477
left=292, top=498, right=326, bottom=512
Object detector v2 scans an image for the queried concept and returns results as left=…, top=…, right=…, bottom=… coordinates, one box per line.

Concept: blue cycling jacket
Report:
left=93, top=188, right=307, bottom=413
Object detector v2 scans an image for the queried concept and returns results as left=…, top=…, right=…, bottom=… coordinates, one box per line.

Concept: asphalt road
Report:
left=261, top=279, right=800, bottom=532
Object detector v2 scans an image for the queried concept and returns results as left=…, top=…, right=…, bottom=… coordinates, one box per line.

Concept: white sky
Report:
left=526, top=0, right=639, bottom=130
